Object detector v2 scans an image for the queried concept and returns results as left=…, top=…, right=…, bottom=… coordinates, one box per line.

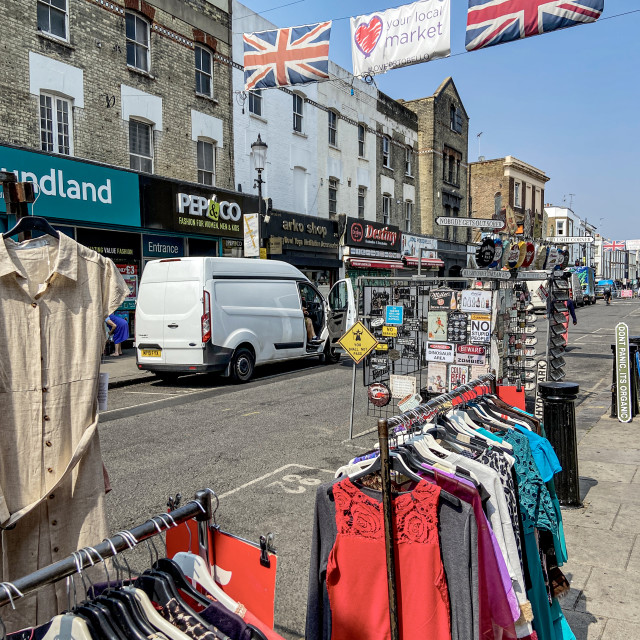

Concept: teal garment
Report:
left=476, top=426, right=503, bottom=442
left=502, top=430, right=557, bottom=534
left=547, top=481, right=568, bottom=565
left=551, top=598, right=576, bottom=640
left=514, top=424, right=562, bottom=483
left=524, top=529, right=555, bottom=640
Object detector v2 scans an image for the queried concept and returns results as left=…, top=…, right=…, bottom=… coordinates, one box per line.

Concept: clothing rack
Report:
left=0, top=489, right=213, bottom=610
left=375, top=374, right=496, bottom=640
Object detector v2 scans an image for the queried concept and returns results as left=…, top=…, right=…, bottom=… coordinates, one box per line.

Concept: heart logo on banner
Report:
left=354, top=16, right=383, bottom=58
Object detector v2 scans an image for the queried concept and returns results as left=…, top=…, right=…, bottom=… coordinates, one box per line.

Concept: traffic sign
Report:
left=338, top=321, right=379, bottom=364
left=436, top=217, right=505, bottom=229
left=545, top=236, right=594, bottom=243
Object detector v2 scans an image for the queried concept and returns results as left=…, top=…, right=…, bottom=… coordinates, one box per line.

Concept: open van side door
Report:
left=326, top=278, right=356, bottom=344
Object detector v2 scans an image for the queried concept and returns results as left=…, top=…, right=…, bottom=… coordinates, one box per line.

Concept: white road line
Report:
left=218, top=464, right=334, bottom=500
left=101, top=389, right=206, bottom=414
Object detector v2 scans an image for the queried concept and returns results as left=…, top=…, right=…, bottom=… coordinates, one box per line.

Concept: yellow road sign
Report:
left=338, top=321, right=379, bottom=364
left=382, top=326, right=397, bottom=337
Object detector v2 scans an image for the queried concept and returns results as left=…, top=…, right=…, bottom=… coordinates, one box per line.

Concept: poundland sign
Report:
left=0, top=145, right=140, bottom=227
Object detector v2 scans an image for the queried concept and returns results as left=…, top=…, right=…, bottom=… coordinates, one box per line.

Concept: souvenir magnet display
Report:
left=368, top=383, right=391, bottom=407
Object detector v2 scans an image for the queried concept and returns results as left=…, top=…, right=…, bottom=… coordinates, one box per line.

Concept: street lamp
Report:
left=251, top=133, right=268, bottom=205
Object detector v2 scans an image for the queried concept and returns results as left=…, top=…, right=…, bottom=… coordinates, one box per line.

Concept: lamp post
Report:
left=251, top=134, right=268, bottom=255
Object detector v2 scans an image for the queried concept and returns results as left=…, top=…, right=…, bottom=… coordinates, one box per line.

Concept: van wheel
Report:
left=322, top=342, right=341, bottom=364
left=230, top=348, right=255, bottom=383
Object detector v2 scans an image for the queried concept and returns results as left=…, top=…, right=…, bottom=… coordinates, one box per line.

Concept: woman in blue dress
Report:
left=106, top=314, right=129, bottom=356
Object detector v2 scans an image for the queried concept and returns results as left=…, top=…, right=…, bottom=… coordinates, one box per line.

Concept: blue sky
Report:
left=236, top=0, right=640, bottom=240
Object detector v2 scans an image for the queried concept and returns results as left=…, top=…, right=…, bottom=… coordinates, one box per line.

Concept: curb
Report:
left=108, top=373, right=158, bottom=389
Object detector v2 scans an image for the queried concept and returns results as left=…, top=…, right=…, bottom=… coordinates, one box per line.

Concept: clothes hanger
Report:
left=2, top=215, right=59, bottom=239
left=40, top=615, right=94, bottom=640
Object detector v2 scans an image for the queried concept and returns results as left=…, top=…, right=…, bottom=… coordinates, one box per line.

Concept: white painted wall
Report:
left=232, top=1, right=318, bottom=215
left=29, top=52, right=84, bottom=108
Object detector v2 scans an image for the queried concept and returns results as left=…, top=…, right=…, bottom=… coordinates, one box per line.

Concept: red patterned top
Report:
left=326, top=478, right=451, bottom=640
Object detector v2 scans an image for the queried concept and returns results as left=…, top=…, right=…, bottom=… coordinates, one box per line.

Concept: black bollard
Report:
left=539, top=381, right=582, bottom=507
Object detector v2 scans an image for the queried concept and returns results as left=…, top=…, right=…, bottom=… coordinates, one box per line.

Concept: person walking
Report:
left=106, top=313, right=129, bottom=356
left=566, top=298, right=577, bottom=325
left=604, top=287, right=612, bottom=305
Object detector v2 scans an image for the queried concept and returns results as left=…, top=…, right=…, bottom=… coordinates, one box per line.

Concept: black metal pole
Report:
left=538, top=382, right=582, bottom=507
left=0, top=491, right=212, bottom=609
left=378, top=418, right=399, bottom=640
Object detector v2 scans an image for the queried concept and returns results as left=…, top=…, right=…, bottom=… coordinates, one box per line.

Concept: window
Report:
left=514, top=181, right=521, bottom=207
left=557, top=221, right=565, bottom=236
left=129, top=119, right=153, bottom=173
left=405, top=200, right=413, bottom=232
left=443, top=146, right=461, bottom=186
left=40, top=94, right=72, bottom=155
left=358, top=186, right=366, bottom=219
left=450, top=105, right=462, bottom=133
left=126, top=12, right=150, bottom=72
left=382, top=136, right=391, bottom=168
left=293, top=94, right=304, bottom=132
left=37, top=0, right=67, bottom=40
left=405, top=147, right=413, bottom=176
left=197, top=139, right=215, bottom=186
left=382, top=194, right=391, bottom=225
left=248, top=89, right=262, bottom=116
left=494, top=192, right=502, bottom=217
left=328, top=111, right=338, bottom=147
left=358, top=124, right=366, bottom=157
left=195, top=46, right=213, bottom=97
left=328, top=178, right=338, bottom=217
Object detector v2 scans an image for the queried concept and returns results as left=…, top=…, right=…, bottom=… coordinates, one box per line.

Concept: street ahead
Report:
left=100, top=298, right=640, bottom=640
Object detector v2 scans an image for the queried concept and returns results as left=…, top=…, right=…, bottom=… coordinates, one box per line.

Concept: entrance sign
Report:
left=385, top=305, right=404, bottom=325
left=545, top=236, right=594, bottom=244
left=338, top=321, right=379, bottom=364
left=615, top=322, right=632, bottom=423
left=351, top=0, right=451, bottom=77
left=436, top=217, right=504, bottom=229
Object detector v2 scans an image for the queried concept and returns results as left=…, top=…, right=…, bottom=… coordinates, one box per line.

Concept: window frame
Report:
left=405, top=146, right=413, bottom=176
left=197, top=138, right=216, bottom=186
left=382, top=194, right=391, bottom=225
left=405, top=200, right=413, bottom=232
left=357, top=124, right=366, bottom=157
left=37, top=0, right=68, bottom=41
left=514, top=181, right=522, bottom=207
left=328, top=110, right=338, bottom=147
left=195, top=45, right=213, bottom=98
left=125, top=12, right=151, bottom=73
left=248, top=89, right=262, bottom=117
left=39, top=92, right=73, bottom=156
left=382, top=136, right=391, bottom=168
left=328, top=178, right=338, bottom=217
left=129, top=119, right=154, bottom=173
left=357, top=186, right=366, bottom=219
left=293, top=93, right=304, bottom=133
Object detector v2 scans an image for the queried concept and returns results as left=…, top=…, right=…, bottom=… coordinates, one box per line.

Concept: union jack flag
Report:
left=465, top=0, right=604, bottom=52
left=603, top=240, right=626, bottom=252
left=243, top=22, right=332, bottom=90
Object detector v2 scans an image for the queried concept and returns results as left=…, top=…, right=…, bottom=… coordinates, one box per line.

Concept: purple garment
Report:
left=108, top=313, right=129, bottom=344
left=419, top=464, right=519, bottom=639
left=200, top=602, right=254, bottom=640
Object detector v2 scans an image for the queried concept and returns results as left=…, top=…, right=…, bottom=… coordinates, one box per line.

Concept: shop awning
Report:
left=347, top=258, right=405, bottom=270
left=403, top=256, right=445, bottom=267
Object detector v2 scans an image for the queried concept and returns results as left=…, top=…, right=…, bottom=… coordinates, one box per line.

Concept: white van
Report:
left=524, top=280, right=549, bottom=313
left=135, top=257, right=356, bottom=382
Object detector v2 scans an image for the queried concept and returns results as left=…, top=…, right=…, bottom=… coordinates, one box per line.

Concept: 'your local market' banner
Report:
left=351, top=0, right=450, bottom=77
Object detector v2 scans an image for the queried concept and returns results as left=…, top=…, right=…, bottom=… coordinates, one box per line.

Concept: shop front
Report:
left=437, top=240, right=472, bottom=277
left=265, top=210, right=340, bottom=294
left=139, top=175, right=258, bottom=259
left=343, top=218, right=403, bottom=282
left=400, top=233, right=444, bottom=274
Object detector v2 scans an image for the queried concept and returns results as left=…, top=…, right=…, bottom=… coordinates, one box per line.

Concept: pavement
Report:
left=100, top=347, right=156, bottom=388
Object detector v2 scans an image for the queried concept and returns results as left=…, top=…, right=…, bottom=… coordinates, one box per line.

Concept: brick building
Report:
left=0, top=0, right=233, bottom=185
left=468, top=156, right=549, bottom=241
left=402, top=77, right=471, bottom=275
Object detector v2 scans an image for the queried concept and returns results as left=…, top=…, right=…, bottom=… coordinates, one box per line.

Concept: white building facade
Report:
left=544, top=205, right=596, bottom=267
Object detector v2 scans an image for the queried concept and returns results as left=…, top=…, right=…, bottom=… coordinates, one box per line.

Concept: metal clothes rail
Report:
left=375, top=374, right=496, bottom=640
left=0, top=490, right=213, bottom=610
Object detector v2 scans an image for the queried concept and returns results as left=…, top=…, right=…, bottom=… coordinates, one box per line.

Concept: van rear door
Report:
left=163, top=262, right=206, bottom=366
left=136, top=261, right=169, bottom=365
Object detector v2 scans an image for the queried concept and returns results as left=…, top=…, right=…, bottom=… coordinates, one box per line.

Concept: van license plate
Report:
left=141, top=349, right=162, bottom=357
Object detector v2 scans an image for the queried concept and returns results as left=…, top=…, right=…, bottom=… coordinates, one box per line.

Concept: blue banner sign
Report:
left=0, top=145, right=140, bottom=227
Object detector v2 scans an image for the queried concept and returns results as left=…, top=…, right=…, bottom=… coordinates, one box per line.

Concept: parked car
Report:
left=136, top=257, right=356, bottom=382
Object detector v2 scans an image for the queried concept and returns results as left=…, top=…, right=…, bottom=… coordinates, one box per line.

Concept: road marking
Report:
left=241, top=411, right=260, bottom=416
left=101, top=389, right=206, bottom=415
left=123, top=390, right=180, bottom=395
left=218, top=464, right=334, bottom=500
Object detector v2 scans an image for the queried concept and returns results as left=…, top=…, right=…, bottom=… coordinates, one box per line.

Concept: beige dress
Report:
left=0, top=233, right=128, bottom=631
